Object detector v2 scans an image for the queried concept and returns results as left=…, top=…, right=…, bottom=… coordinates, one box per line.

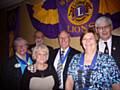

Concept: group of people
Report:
left=2, top=16, right=120, bottom=90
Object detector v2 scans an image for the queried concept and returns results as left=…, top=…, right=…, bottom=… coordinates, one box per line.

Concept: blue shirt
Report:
left=68, top=52, right=120, bottom=90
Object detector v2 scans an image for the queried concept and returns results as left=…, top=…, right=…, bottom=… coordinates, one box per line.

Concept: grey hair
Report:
left=95, top=16, right=113, bottom=29
left=58, top=30, right=70, bottom=38
left=14, top=37, right=28, bottom=49
left=32, top=44, right=49, bottom=60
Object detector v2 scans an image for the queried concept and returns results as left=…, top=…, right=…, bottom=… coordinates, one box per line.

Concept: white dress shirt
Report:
left=54, top=47, right=69, bottom=89
left=98, top=37, right=112, bottom=55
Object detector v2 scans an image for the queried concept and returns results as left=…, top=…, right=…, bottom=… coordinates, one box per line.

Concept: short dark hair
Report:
left=34, top=30, right=44, bottom=39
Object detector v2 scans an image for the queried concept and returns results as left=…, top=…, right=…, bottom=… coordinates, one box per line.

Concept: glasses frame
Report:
left=96, top=24, right=111, bottom=31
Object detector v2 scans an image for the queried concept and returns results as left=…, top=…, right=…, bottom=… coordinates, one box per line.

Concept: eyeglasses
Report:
left=96, top=24, right=111, bottom=31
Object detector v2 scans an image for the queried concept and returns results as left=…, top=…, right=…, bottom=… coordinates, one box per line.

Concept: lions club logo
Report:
left=68, top=0, right=93, bottom=25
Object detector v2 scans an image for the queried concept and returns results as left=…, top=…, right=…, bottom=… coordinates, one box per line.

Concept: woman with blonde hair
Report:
left=21, top=44, right=59, bottom=90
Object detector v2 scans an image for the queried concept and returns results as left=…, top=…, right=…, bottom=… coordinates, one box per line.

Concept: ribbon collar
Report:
left=59, top=48, right=70, bottom=64
left=79, top=52, right=98, bottom=70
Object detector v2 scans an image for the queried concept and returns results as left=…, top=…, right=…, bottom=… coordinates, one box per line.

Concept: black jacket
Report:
left=50, top=47, right=80, bottom=89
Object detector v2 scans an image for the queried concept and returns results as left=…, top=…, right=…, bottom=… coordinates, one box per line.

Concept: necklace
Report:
left=77, top=52, right=98, bottom=89
left=36, top=63, right=48, bottom=71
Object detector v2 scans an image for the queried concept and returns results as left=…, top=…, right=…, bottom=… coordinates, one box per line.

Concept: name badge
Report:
left=14, top=63, right=21, bottom=68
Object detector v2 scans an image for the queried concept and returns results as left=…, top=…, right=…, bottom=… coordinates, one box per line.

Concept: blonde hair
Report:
left=32, top=44, right=49, bottom=60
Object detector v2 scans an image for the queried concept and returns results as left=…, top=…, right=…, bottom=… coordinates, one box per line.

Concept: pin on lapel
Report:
left=14, top=63, right=21, bottom=68
left=113, top=46, right=116, bottom=51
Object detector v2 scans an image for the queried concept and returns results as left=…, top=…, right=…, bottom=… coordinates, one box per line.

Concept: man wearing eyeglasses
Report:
left=95, top=16, right=120, bottom=70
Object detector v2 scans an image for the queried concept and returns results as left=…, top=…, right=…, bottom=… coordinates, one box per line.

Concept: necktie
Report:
left=57, top=50, right=64, bottom=87
left=104, top=42, right=109, bottom=54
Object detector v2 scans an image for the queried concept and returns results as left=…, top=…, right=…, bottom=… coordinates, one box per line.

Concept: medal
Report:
left=78, top=52, right=98, bottom=89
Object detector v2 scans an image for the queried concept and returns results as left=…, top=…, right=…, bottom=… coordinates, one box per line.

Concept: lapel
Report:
left=63, top=47, right=72, bottom=73
left=54, top=47, right=72, bottom=72
left=51, top=48, right=60, bottom=64
left=13, top=56, right=23, bottom=77
left=55, top=48, right=59, bottom=55
left=111, top=36, right=117, bottom=56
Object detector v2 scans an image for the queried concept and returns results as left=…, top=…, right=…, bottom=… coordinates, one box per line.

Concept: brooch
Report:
left=113, top=46, right=116, bottom=51
left=27, top=64, right=36, bottom=73
left=14, top=63, right=21, bottom=68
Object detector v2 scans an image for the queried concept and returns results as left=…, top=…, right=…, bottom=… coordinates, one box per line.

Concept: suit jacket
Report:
left=51, top=47, right=80, bottom=89
left=111, top=35, right=120, bottom=69
left=98, top=35, right=120, bottom=70
left=2, top=53, right=33, bottom=90
left=3, top=56, right=23, bottom=90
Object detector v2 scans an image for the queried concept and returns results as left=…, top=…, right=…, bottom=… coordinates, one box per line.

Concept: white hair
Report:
left=14, top=37, right=28, bottom=49
left=95, top=16, right=113, bottom=29
left=32, top=44, right=49, bottom=60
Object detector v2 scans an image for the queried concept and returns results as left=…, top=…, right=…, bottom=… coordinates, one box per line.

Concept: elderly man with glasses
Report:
left=95, top=16, right=120, bottom=70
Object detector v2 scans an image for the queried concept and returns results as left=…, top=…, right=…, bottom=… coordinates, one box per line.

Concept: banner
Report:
left=27, top=0, right=120, bottom=38
left=57, top=0, right=99, bottom=37
left=27, top=0, right=59, bottom=38
left=57, top=0, right=120, bottom=37
left=97, top=0, right=120, bottom=29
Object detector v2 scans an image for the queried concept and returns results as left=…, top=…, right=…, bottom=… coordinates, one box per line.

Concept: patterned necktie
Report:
left=104, top=42, right=109, bottom=54
left=57, top=50, right=64, bottom=87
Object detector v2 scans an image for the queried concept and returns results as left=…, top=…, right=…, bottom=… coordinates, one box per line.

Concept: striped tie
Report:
left=57, top=51, right=64, bottom=87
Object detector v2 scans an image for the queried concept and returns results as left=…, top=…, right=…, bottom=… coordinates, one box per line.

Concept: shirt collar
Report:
left=99, top=36, right=112, bottom=44
left=16, top=52, right=26, bottom=60
left=60, top=47, right=69, bottom=54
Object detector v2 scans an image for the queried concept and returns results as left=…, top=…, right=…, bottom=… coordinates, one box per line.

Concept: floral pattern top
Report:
left=67, top=52, right=120, bottom=90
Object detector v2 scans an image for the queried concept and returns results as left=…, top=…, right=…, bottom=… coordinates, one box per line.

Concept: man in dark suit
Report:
left=28, top=30, right=53, bottom=62
left=95, top=16, right=120, bottom=70
left=51, top=30, right=80, bottom=90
